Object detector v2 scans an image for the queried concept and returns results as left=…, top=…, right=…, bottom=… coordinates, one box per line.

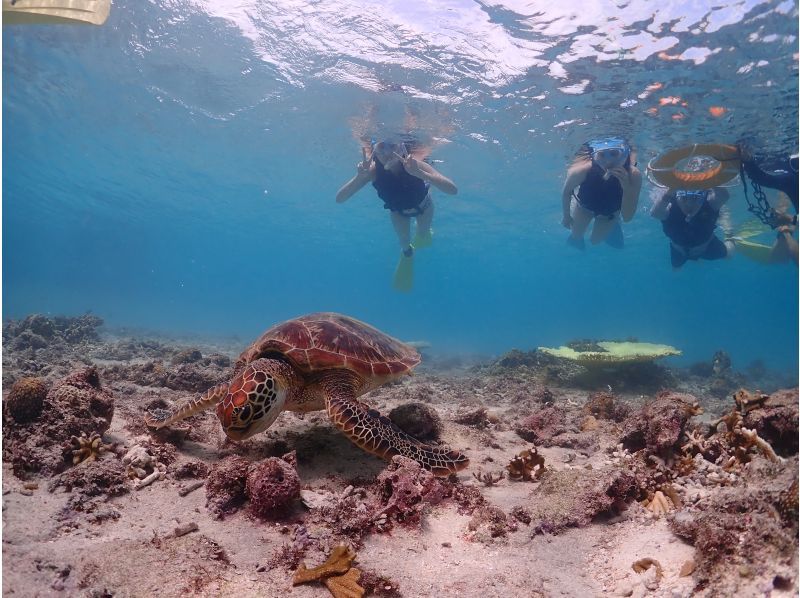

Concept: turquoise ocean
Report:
left=4, top=0, right=799, bottom=373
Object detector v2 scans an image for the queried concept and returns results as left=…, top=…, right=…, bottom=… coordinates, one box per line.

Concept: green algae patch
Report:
left=538, top=342, right=681, bottom=367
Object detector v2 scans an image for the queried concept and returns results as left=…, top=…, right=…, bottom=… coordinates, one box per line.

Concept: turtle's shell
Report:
left=237, top=313, right=420, bottom=384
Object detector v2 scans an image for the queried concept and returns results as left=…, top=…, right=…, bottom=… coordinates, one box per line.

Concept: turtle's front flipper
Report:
left=145, top=382, right=228, bottom=429
left=321, top=373, right=469, bottom=477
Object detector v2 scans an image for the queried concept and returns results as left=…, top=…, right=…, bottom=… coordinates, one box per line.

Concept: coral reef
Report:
left=506, top=447, right=546, bottom=481
left=670, top=482, right=798, bottom=593
left=527, top=467, right=639, bottom=534
left=375, top=456, right=445, bottom=524
left=293, top=544, right=364, bottom=598
left=122, top=445, right=167, bottom=490
left=387, top=402, right=443, bottom=441
left=515, top=406, right=568, bottom=445
left=620, top=391, right=702, bottom=458
left=467, top=505, right=518, bottom=544
left=3, top=367, right=114, bottom=479
left=101, top=359, right=227, bottom=393
left=472, top=470, right=504, bottom=486
left=5, top=376, right=48, bottom=423
left=741, top=388, right=798, bottom=456
left=582, top=391, right=630, bottom=422
left=205, top=455, right=251, bottom=517
left=245, top=453, right=301, bottom=517
left=538, top=341, right=681, bottom=366
left=70, top=433, right=115, bottom=465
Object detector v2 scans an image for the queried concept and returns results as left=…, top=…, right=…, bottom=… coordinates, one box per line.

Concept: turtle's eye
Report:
left=240, top=404, right=252, bottom=422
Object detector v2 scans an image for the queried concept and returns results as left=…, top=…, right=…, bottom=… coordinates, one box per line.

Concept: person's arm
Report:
left=650, top=189, right=672, bottom=221
left=398, top=155, right=457, bottom=195
left=561, top=162, right=590, bottom=228
left=607, top=165, right=642, bottom=222
left=708, top=187, right=729, bottom=211
left=336, top=148, right=374, bottom=203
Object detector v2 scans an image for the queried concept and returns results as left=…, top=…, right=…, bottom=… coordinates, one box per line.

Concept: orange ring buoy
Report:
left=647, top=143, right=741, bottom=190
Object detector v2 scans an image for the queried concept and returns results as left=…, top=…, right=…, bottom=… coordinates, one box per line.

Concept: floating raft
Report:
left=3, top=0, right=110, bottom=25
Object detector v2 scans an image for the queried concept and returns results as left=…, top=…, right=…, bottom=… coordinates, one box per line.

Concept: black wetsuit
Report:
left=742, top=157, right=798, bottom=213
left=372, top=157, right=429, bottom=215
left=575, top=158, right=631, bottom=218
left=661, top=193, right=727, bottom=268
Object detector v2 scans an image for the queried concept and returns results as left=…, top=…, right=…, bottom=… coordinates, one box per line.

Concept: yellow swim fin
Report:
left=735, top=238, right=773, bottom=264
left=413, top=229, right=434, bottom=249
left=734, top=218, right=769, bottom=240
left=392, top=252, right=414, bottom=292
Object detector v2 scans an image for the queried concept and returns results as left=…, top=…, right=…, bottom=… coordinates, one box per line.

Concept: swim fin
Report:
left=413, top=229, right=434, bottom=249
left=605, top=220, right=625, bottom=249
left=392, top=252, right=414, bottom=292
left=734, top=238, right=773, bottom=264
left=566, top=235, right=586, bottom=251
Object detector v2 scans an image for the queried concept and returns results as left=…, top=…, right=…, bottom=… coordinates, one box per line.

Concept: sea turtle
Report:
left=145, top=312, right=468, bottom=476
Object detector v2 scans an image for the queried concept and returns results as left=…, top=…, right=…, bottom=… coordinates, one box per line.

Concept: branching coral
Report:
left=506, top=447, right=545, bottom=481
left=293, top=544, right=365, bottom=598
left=70, top=432, right=114, bottom=465
left=733, top=389, right=769, bottom=414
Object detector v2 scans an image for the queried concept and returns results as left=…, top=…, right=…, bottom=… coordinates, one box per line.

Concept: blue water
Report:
left=3, top=0, right=799, bottom=373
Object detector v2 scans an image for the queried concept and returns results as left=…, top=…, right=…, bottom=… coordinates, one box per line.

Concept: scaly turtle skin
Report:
left=145, top=313, right=468, bottom=476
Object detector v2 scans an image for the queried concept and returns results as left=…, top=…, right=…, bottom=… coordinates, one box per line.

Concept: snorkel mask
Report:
left=372, top=139, right=408, bottom=167
left=589, top=137, right=630, bottom=171
left=676, top=189, right=710, bottom=206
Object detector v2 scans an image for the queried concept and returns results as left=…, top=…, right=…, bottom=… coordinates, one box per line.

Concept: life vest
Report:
left=372, top=157, right=429, bottom=213
left=662, top=194, right=719, bottom=248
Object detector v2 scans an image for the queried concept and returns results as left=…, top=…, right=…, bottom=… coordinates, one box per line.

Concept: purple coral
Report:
left=245, top=455, right=301, bottom=517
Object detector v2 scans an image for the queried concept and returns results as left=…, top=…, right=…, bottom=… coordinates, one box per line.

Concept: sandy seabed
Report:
left=2, top=314, right=798, bottom=597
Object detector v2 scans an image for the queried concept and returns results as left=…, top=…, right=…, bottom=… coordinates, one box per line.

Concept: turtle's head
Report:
left=216, top=358, right=289, bottom=441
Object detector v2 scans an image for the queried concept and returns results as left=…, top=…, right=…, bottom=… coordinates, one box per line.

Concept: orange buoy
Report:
left=647, top=143, right=741, bottom=190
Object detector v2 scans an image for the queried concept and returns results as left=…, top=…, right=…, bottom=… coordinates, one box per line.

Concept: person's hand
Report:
left=606, top=166, right=631, bottom=187
left=562, top=213, right=573, bottom=229
left=736, top=141, right=753, bottom=163
left=396, top=152, right=425, bottom=179
left=356, top=147, right=372, bottom=176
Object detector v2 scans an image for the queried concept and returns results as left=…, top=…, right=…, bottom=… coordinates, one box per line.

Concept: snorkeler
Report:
left=336, top=138, right=457, bottom=291
left=650, top=187, right=735, bottom=270
left=561, top=137, right=643, bottom=250
left=737, top=144, right=798, bottom=265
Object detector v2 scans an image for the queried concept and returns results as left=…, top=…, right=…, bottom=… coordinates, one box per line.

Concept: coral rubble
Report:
left=246, top=453, right=301, bottom=517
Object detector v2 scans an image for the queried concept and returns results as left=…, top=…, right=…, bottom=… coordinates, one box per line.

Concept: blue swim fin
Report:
left=605, top=220, right=625, bottom=249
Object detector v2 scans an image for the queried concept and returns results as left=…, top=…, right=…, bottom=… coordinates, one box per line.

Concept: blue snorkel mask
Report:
left=589, top=137, right=630, bottom=171
left=372, top=139, right=408, bottom=166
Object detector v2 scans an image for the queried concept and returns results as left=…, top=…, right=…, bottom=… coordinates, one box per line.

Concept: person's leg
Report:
left=670, top=243, right=687, bottom=270
left=390, top=212, right=413, bottom=255
left=699, top=236, right=731, bottom=262
left=568, top=202, right=593, bottom=249
left=589, top=214, right=617, bottom=245
left=413, top=198, right=435, bottom=248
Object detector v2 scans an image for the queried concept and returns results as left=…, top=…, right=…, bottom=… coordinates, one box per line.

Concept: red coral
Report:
left=620, top=391, right=699, bottom=457
left=515, top=406, right=567, bottom=445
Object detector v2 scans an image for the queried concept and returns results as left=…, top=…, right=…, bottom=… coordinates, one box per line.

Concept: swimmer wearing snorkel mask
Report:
left=561, top=137, right=643, bottom=250
left=336, top=137, right=457, bottom=291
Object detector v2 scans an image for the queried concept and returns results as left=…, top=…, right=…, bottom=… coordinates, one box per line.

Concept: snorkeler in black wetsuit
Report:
left=738, top=146, right=799, bottom=265
left=335, top=138, right=457, bottom=291
left=651, top=188, right=735, bottom=269
left=561, top=137, right=643, bottom=249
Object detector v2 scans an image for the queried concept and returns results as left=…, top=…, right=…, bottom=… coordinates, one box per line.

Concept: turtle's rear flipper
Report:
left=144, top=382, right=228, bottom=429
left=321, top=373, right=469, bottom=476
